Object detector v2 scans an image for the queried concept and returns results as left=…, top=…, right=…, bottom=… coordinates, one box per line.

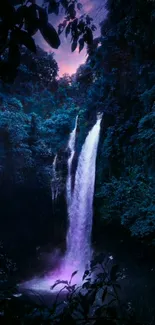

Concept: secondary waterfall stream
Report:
left=51, top=154, right=58, bottom=201
left=21, top=115, right=102, bottom=292
left=66, top=116, right=78, bottom=205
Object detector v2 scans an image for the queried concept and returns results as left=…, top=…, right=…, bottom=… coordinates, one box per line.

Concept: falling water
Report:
left=51, top=154, right=58, bottom=201
left=66, top=116, right=78, bottom=205
left=20, top=115, right=102, bottom=292
left=65, top=115, right=102, bottom=271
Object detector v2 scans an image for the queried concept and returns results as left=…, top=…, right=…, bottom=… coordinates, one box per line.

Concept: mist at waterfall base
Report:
left=20, top=115, right=102, bottom=293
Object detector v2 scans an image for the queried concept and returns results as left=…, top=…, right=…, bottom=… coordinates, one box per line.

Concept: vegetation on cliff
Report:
left=0, top=0, right=155, bottom=245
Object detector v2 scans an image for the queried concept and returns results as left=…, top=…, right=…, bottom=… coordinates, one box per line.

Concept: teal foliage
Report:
left=140, top=85, right=155, bottom=112
left=0, top=46, right=80, bottom=186
left=73, top=0, right=155, bottom=242
left=95, top=167, right=155, bottom=238
left=0, top=92, right=23, bottom=112
left=42, top=107, right=77, bottom=152
left=23, top=89, right=57, bottom=116
left=137, top=110, right=155, bottom=165
left=0, top=111, right=33, bottom=183
left=0, top=0, right=155, bottom=244
left=0, top=98, right=78, bottom=185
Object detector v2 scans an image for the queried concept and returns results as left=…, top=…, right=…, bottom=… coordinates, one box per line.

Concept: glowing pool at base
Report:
left=19, top=260, right=86, bottom=293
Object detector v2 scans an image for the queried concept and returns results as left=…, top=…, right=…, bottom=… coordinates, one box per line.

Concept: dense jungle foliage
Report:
left=0, top=0, right=154, bottom=245
left=0, top=0, right=155, bottom=324
left=0, top=0, right=95, bottom=81
left=0, top=245, right=146, bottom=325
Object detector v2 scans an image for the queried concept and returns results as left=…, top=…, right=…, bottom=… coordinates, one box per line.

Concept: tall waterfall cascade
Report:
left=20, top=114, right=102, bottom=292
left=65, top=114, right=102, bottom=271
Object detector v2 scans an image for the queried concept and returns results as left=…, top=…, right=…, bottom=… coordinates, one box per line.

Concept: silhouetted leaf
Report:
left=79, top=38, right=84, bottom=52
left=71, top=18, right=78, bottom=32
left=82, top=281, right=89, bottom=289
left=50, top=280, right=68, bottom=290
left=68, top=4, right=76, bottom=19
left=24, top=5, right=39, bottom=35
left=77, top=3, right=83, bottom=10
left=77, top=20, right=85, bottom=33
left=25, top=21, right=39, bottom=36
left=8, top=43, right=20, bottom=67
left=92, top=24, right=96, bottom=31
left=86, top=15, right=93, bottom=25
left=65, top=22, right=71, bottom=37
left=102, top=287, right=108, bottom=302
left=27, top=4, right=37, bottom=19
left=80, top=296, right=90, bottom=314
left=25, top=5, right=37, bottom=27
left=14, top=29, right=36, bottom=53
left=88, top=288, right=97, bottom=305
left=40, top=23, right=60, bottom=49
left=37, top=6, right=48, bottom=25
left=58, top=24, right=64, bottom=35
left=71, top=270, right=78, bottom=279
left=110, top=264, right=119, bottom=281
left=0, top=1, right=16, bottom=26
left=69, top=284, right=76, bottom=292
left=58, top=20, right=67, bottom=35
left=61, top=0, right=68, bottom=10
left=48, top=0, right=59, bottom=15
left=84, top=27, right=93, bottom=45
left=68, top=270, right=78, bottom=285
left=15, top=5, right=28, bottom=25
left=71, top=39, right=77, bottom=52
left=82, top=269, right=90, bottom=280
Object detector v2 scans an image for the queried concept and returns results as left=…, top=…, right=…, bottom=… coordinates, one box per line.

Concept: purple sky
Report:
left=35, top=0, right=107, bottom=77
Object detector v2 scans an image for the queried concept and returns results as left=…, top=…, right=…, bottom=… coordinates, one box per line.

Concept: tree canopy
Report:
left=0, top=0, right=96, bottom=82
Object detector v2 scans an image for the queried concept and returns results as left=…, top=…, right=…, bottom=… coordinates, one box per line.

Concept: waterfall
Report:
left=66, top=116, right=78, bottom=205
left=20, top=115, right=102, bottom=292
left=51, top=154, right=58, bottom=201
left=65, top=115, right=102, bottom=270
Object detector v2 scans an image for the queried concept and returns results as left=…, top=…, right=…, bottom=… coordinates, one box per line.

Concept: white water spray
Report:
left=66, top=116, right=78, bottom=205
left=65, top=115, right=102, bottom=270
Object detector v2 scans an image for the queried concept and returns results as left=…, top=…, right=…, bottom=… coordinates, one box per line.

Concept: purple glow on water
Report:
left=20, top=258, right=84, bottom=293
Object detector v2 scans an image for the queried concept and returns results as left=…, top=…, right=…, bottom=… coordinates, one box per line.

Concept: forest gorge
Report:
left=0, top=0, right=155, bottom=324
